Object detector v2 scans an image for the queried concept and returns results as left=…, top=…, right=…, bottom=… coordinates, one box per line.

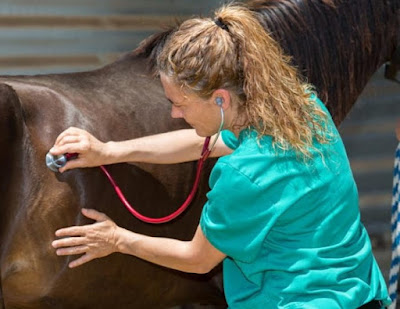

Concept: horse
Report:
left=0, top=0, right=398, bottom=308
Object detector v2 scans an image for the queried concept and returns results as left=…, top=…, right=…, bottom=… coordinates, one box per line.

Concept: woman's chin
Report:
left=194, top=128, right=211, bottom=138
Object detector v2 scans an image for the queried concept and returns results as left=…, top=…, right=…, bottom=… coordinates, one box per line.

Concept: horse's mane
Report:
left=249, top=0, right=398, bottom=124
left=133, top=28, right=177, bottom=65
left=131, top=0, right=399, bottom=125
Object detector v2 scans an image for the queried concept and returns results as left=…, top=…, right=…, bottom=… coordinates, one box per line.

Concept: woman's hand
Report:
left=52, top=208, right=120, bottom=268
left=49, top=127, right=111, bottom=172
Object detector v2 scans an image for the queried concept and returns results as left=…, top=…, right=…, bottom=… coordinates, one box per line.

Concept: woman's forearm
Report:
left=106, top=129, right=229, bottom=165
left=50, top=127, right=231, bottom=171
left=115, top=226, right=205, bottom=273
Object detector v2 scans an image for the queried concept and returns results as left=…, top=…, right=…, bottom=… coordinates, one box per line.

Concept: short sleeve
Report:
left=200, top=162, right=279, bottom=263
left=221, top=130, right=239, bottom=150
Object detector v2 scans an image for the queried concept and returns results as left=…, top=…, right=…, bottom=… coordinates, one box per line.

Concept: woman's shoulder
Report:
left=214, top=133, right=286, bottom=188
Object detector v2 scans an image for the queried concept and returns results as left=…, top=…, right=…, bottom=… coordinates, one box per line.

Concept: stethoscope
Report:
left=46, top=99, right=225, bottom=224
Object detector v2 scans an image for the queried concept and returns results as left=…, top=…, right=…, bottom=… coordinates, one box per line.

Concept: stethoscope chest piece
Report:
left=45, top=152, right=67, bottom=172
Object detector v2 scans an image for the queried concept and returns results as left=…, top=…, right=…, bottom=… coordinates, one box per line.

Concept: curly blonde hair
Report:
left=157, top=3, right=332, bottom=157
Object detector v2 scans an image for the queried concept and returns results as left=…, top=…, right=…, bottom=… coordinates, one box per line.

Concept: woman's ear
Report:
left=212, top=89, right=231, bottom=110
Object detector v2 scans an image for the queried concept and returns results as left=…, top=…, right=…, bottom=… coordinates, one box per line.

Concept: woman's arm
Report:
left=116, top=223, right=225, bottom=273
left=107, top=128, right=231, bottom=164
left=52, top=208, right=226, bottom=273
left=50, top=127, right=232, bottom=172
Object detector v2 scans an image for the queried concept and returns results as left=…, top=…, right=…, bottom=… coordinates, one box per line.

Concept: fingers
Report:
left=55, top=246, right=95, bottom=268
left=51, top=136, right=88, bottom=156
left=54, top=127, right=84, bottom=146
left=50, top=143, right=83, bottom=157
left=50, top=127, right=90, bottom=156
left=81, top=208, right=109, bottom=222
left=52, top=236, right=86, bottom=249
left=54, top=209, right=109, bottom=237
left=58, top=158, right=84, bottom=173
left=69, top=253, right=95, bottom=268
left=52, top=209, right=116, bottom=268
left=54, top=135, right=81, bottom=148
left=55, top=244, right=88, bottom=256
left=55, top=225, right=86, bottom=237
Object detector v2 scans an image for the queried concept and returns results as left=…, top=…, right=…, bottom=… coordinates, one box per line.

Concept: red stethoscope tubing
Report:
left=67, top=137, right=211, bottom=224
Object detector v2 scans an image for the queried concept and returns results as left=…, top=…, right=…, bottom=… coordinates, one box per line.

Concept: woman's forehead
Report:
left=161, top=74, right=198, bottom=101
left=160, top=74, right=189, bottom=104
left=160, top=74, right=180, bottom=95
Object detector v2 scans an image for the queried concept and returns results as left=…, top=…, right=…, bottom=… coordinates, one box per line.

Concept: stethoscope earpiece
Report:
left=207, top=97, right=225, bottom=153
left=215, top=97, right=223, bottom=107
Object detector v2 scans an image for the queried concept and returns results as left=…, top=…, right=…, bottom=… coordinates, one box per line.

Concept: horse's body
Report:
left=0, top=55, right=224, bottom=308
left=0, top=0, right=398, bottom=308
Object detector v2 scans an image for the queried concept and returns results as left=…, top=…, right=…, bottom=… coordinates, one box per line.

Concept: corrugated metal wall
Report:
left=0, top=0, right=399, bottom=292
left=340, top=68, right=399, bottom=280
left=0, top=0, right=222, bottom=75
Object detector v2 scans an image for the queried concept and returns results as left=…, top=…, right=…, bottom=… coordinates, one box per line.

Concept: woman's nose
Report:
left=171, top=105, right=184, bottom=119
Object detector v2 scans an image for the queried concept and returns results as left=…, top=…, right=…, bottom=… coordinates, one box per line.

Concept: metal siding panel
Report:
left=0, top=28, right=153, bottom=55
left=0, top=1, right=222, bottom=75
left=0, top=0, right=220, bottom=75
left=0, top=0, right=223, bottom=16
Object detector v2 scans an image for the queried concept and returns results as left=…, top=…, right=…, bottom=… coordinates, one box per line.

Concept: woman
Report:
left=51, top=4, right=390, bottom=308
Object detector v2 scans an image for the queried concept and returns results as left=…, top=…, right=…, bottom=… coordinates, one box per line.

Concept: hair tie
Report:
left=214, top=17, right=229, bottom=32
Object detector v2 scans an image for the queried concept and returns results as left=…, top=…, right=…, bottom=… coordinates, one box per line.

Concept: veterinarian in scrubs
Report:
left=51, top=4, right=390, bottom=308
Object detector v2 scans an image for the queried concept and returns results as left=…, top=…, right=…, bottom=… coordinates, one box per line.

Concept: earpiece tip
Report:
left=215, top=97, right=223, bottom=106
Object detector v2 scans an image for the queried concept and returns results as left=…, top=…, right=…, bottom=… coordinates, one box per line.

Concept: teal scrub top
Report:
left=200, top=97, right=390, bottom=308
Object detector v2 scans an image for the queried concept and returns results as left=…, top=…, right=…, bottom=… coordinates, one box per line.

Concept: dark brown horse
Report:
left=0, top=0, right=398, bottom=308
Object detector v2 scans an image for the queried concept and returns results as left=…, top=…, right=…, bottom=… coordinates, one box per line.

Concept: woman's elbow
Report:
left=191, top=261, right=219, bottom=274
left=186, top=251, right=222, bottom=274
